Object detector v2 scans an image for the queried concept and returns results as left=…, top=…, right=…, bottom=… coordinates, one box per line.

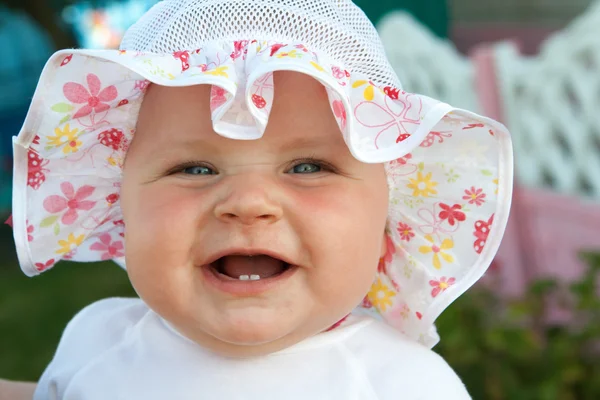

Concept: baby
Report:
left=7, top=0, right=513, bottom=398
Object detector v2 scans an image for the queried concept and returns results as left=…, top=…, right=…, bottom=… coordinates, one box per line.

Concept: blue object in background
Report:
left=0, top=6, right=55, bottom=210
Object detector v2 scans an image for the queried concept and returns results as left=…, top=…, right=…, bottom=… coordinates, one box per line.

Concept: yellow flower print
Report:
left=418, top=235, right=454, bottom=269
left=367, top=277, right=396, bottom=312
left=310, top=61, right=325, bottom=71
left=56, top=233, right=85, bottom=255
left=203, top=66, right=229, bottom=78
left=407, top=172, right=438, bottom=197
left=351, top=80, right=378, bottom=101
left=493, top=178, right=499, bottom=194
left=47, top=124, right=82, bottom=153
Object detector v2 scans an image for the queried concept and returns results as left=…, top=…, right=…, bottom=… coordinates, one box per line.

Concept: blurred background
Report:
left=1, top=0, right=600, bottom=398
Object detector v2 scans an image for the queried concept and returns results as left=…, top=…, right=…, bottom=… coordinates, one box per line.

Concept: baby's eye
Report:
left=289, top=162, right=322, bottom=174
left=182, top=165, right=216, bottom=175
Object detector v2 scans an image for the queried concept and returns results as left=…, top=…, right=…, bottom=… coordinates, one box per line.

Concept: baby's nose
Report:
left=213, top=176, right=283, bottom=225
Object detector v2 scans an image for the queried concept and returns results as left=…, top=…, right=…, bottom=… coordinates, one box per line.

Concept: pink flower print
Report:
left=27, top=223, right=34, bottom=242
left=381, top=233, right=395, bottom=264
left=211, top=86, right=228, bottom=109
left=90, top=233, right=125, bottom=260
left=325, top=314, right=349, bottom=332
left=419, top=131, right=452, bottom=148
left=354, top=92, right=423, bottom=150
left=397, top=222, right=415, bottom=242
left=463, top=123, right=484, bottom=130
left=332, top=100, right=347, bottom=130
left=62, top=249, right=76, bottom=260
left=438, top=203, right=466, bottom=226
left=429, top=277, right=455, bottom=298
left=463, top=187, right=486, bottom=206
left=63, top=74, right=118, bottom=119
left=474, top=214, right=494, bottom=254
left=134, top=80, right=150, bottom=92
left=35, top=259, right=55, bottom=272
left=43, top=182, right=97, bottom=225
left=331, top=66, right=346, bottom=80
left=4, top=215, right=12, bottom=228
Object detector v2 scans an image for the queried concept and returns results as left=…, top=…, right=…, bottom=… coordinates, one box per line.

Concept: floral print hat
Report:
left=11, top=0, right=513, bottom=347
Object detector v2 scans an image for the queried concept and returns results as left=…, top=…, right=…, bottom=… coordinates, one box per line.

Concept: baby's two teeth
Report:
left=238, top=274, right=261, bottom=281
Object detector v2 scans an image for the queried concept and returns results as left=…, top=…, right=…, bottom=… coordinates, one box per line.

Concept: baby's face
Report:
left=122, top=72, right=388, bottom=356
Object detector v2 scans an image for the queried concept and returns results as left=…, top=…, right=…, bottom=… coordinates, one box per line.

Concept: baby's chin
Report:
left=169, top=310, right=326, bottom=357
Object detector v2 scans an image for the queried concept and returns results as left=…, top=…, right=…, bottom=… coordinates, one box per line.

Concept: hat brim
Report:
left=12, top=41, right=513, bottom=347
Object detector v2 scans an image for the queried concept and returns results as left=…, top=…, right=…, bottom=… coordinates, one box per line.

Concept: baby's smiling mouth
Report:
left=210, top=254, right=291, bottom=281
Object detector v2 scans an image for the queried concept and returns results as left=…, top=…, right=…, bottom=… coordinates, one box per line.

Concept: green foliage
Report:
left=436, top=253, right=600, bottom=400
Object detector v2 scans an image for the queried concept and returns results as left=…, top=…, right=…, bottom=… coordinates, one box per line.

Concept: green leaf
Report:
left=51, top=103, right=74, bottom=113
left=481, top=169, right=493, bottom=176
left=59, top=114, right=72, bottom=125
left=53, top=223, right=60, bottom=236
left=418, top=162, right=425, bottom=171
left=40, top=215, right=59, bottom=228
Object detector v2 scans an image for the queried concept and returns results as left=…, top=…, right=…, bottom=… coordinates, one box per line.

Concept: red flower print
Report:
left=438, top=203, right=466, bottom=226
left=251, top=94, right=267, bottom=109
left=98, top=128, right=125, bottom=151
left=396, top=133, right=410, bottom=143
left=384, top=86, right=401, bottom=100
left=4, top=215, right=12, bottom=228
left=63, top=74, right=118, bottom=119
left=32, top=135, right=41, bottom=146
left=60, top=54, right=73, bottom=67
left=35, top=259, right=55, bottom=272
left=106, top=193, right=120, bottom=205
left=416, top=312, right=423, bottom=320
left=270, top=43, right=286, bottom=56
left=43, top=182, right=96, bottom=225
left=173, top=50, right=190, bottom=71
left=361, top=295, right=373, bottom=309
left=63, top=250, right=76, bottom=260
left=27, top=149, right=49, bottom=190
left=230, top=40, right=248, bottom=60
left=332, top=100, right=346, bottom=129
left=429, top=276, right=455, bottom=298
left=474, top=214, right=494, bottom=254
left=90, top=233, right=125, bottom=260
left=117, top=99, right=129, bottom=107
left=463, top=187, right=486, bottom=206
left=397, top=222, right=415, bottom=242
left=113, top=219, right=125, bottom=226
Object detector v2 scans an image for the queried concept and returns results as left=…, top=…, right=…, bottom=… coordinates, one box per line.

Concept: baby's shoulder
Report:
left=50, top=297, right=148, bottom=367
left=342, top=318, right=471, bottom=399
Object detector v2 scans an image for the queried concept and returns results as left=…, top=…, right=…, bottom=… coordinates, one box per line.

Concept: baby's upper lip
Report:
left=202, top=248, right=296, bottom=267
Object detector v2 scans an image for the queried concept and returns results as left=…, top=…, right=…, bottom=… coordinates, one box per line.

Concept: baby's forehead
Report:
left=135, top=72, right=342, bottom=149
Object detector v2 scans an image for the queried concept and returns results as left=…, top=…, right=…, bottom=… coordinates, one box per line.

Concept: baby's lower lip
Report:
left=200, top=263, right=298, bottom=296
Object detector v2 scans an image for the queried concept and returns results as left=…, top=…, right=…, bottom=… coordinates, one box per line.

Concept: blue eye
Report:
left=183, top=165, right=215, bottom=175
left=290, top=162, right=322, bottom=174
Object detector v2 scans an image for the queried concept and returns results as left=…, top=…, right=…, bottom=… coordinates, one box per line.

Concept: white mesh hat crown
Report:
left=120, top=0, right=400, bottom=87
left=12, top=0, right=513, bottom=348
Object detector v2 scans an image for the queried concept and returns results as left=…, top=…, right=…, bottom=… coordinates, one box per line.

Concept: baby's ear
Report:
left=380, top=231, right=387, bottom=258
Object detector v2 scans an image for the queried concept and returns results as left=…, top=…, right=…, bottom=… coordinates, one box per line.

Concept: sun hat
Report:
left=11, top=0, right=513, bottom=347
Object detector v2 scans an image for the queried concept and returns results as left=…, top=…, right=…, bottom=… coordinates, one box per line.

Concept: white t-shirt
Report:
left=35, top=298, right=471, bottom=400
